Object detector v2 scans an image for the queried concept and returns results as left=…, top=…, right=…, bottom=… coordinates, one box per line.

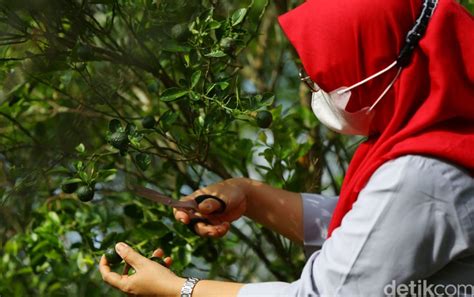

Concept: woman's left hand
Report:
left=99, top=242, right=185, bottom=297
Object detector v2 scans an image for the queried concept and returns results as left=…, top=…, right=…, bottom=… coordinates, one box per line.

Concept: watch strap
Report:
left=180, top=277, right=200, bottom=297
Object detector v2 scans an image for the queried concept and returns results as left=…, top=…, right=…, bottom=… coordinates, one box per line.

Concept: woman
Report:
left=99, top=0, right=474, bottom=295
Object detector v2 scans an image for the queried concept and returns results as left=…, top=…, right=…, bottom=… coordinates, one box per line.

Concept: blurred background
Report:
left=0, top=0, right=472, bottom=296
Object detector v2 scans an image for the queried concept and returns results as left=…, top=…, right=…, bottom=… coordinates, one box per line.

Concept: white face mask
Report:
left=302, top=61, right=402, bottom=136
left=311, top=87, right=374, bottom=136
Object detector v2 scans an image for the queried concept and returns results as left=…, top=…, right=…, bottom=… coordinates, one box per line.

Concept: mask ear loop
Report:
left=333, top=60, right=401, bottom=113
left=336, top=61, right=398, bottom=95
left=367, top=66, right=402, bottom=113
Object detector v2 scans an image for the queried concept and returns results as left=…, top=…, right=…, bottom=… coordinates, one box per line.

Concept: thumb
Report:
left=197, top=197, right=222, bottom=215
left=115, top=242, right=146, bottom=269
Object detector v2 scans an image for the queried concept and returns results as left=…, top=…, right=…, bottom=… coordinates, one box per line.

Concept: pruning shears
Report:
left=134, top=185, right=226, bottom=234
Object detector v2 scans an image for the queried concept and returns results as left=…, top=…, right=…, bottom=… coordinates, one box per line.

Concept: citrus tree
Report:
left=0, top=0, right=471, bottom=296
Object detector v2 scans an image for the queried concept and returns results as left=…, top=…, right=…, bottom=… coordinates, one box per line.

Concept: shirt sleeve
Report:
left=237, top=155, right=474, bottom=297
left=300, top=193, right=338, bottom=257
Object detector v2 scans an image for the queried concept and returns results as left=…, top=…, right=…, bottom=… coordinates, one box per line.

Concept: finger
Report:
left=214, top=221, right=230, bottom=237
left=164, top=256, right=172, bottom=267
left=174, top=209, right=191, bottom=224
left=193, top=220, right=230, bottom=238
left=151, top=248, right=172, bottom=268
left=115, top=242, right=146, bottom=270
left=99, top=255, right=130, bottom=291
left=193, top=221, right=225, bottom=237
left=197, top=197, right=222, bottom=215
left=99, top=255, right=110, bottom=271
left=152, top=248, right=164, bottom=257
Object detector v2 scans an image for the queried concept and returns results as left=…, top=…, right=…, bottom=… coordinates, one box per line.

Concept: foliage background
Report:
left=0, top=0, right=472, bottom=296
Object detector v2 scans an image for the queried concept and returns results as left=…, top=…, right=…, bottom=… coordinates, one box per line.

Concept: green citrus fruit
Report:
left=109, top=131, right=129, bottom=150
left=123, top=204, right=144, bottom=219
left=76, top=185, right=94, bottom=202
left=256, top=110, right=273, bottom=129
left=141, top=116, right=156, bottom=129
left=61, top=182, right=78, bottom=194
left=104, top=247, right=122, bottom=265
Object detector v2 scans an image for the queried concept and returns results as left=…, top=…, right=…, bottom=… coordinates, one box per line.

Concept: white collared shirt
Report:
left=238, top=155, right=474, bottom=296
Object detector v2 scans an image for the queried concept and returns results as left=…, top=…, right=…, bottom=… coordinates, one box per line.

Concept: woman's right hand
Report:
left=173, top=178, right=248, bottom=238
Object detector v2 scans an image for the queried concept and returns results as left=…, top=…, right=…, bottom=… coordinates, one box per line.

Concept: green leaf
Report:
left=135, top=153, right=151, bottom=171
left=184, top=54, right=190, bottom=67
left=231, top=8, right=248, bottom=26
left=63, top=178, right=82, bottom=185
left=188, top=91, right=200, bottom=101
left=78, top=171, right=88, bottom=182
left=173, top=244, right=192, bottom=266
left=160, top=110, right=179, bottom=130
left=260, top=148, right=274, bottom=164
left=125, top=123, right=137, bottom=135
left=14, top=267, right=33, bottom=276
left=217, top=82, right=229, bottom=90
left=209, top=20, right=221, bottom=29
left=75, top=143, right=85, bottom=153
left=98, top=169, right=117, bottom=181
left=142, top=221, right=167, bottom=231
left=30, top=253, right=47, bottom=268
left=205, top=50, right=227, bottom=58
left=160, top=88, right=189, bottom=102
left=190, top=70, right=201, bottom=89
left=48, top=212, right=61, bottom=225
left=260, top=93, right=275, bottom=106
left=46, top=166, right=70, bottom=175
left=162, top=41, right=191, bottom=53
left=75, top=161, right=83, bottom=171
left=258, top=130, right=267, bottom=143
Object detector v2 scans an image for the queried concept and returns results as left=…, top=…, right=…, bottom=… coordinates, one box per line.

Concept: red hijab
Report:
left=279, top=0, right=474, bottom=237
